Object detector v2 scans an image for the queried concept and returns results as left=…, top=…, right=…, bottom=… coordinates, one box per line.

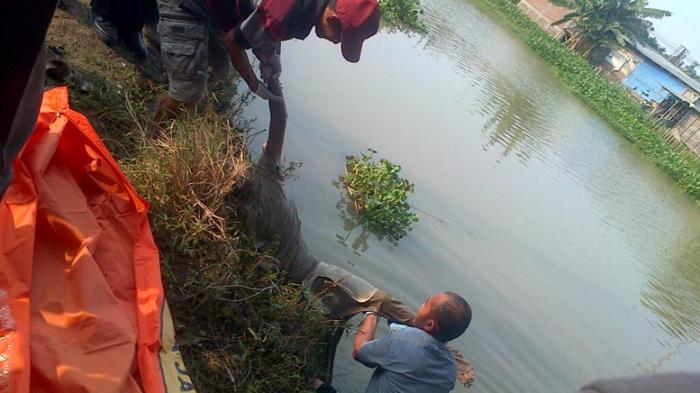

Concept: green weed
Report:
left=379, top=0, right=427, bottom=33
left=342, top=150, right=419, bottom=242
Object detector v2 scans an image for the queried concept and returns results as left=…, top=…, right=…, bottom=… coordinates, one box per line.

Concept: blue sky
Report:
left=648, top=0, right=699, bottom=62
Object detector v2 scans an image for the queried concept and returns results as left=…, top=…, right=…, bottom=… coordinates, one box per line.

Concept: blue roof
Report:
left=623, top=62, right=687, bottom=103
left=631, top=42, right=700, bottom=95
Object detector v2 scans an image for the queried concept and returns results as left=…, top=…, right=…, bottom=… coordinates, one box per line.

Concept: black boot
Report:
left=123, top=31, right=146, bottom=61
left=90, top=9, right=118, bottom=46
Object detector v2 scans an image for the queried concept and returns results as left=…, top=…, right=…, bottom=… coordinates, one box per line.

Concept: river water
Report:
left=241, top=0, right=700, bottom=391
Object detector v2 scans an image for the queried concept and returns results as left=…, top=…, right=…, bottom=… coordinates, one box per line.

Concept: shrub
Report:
left=379, top=0, right=427, bottom=32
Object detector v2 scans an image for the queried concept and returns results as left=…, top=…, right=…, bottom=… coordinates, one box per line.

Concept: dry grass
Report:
left=127, top=112, right=249, bottom=249
left=123, top=113, right=334, bottom=392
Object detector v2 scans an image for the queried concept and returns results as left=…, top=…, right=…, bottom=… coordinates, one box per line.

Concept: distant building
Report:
left=605, top=42, right=700, bottom=104
left=603, top=42, right=700, bottom=156
left=516, top=0, right=700, bottom=156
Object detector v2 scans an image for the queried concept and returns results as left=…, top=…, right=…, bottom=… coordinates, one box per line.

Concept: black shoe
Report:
left=123, top=32, right=147, bottom=61
left=90, top=9, right=118, bottom=46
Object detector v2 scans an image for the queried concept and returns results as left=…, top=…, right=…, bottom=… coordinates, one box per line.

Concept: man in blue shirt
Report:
left=353, top=292, right=472, bottom=393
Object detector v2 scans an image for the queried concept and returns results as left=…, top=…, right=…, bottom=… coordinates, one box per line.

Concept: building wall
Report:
left=604, top=47, right=642, bottom=81
left=517, top=0, right=573, bottom=38
left=681, top=89, right=699, bottom=104
left=674, top=110, right=700, bottom=156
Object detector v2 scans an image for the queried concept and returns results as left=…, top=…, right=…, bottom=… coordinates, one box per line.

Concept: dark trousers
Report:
left=91, top=0, right=158, bottom=34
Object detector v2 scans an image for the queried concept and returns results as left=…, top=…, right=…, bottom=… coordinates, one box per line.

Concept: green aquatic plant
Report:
left=342, top=150, right=419, bottom=242
left=471, top=0, right=700, bottom=202
left=379, top=0, right=427, bottom=33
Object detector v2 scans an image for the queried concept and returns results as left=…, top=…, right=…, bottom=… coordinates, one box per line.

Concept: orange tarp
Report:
left=0, top=87, right=192, bottom=393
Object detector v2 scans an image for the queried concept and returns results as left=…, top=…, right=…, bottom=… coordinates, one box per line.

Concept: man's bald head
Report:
left=415, top=292, right=472, bottom=342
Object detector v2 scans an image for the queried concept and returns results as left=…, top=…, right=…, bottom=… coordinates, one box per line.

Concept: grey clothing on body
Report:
left=356, top=326, right=457, bottom=393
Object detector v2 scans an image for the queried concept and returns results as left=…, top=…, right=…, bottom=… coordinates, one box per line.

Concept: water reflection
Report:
left=333, top=180, right=372, bottom=254
left=422, top=4, right=493, bottom=87
left=642, top=233, right=700, bottom=343
left=422, top=4, right=553, bottom=164
left=477, top=81, right=551, bottom=163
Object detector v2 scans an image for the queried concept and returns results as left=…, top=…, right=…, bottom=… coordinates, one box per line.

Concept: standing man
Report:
left=353, top=292, right=472, bottom=392
left=155, top=0, right=381, bottom=160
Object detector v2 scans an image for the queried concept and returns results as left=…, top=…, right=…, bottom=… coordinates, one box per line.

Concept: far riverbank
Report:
left=469, top=0, right=700, bottom=203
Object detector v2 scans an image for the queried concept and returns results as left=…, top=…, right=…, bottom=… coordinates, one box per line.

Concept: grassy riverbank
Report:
left=470, top=0, right=700, bottom=202
left=47, top=1, right=331, bottom=392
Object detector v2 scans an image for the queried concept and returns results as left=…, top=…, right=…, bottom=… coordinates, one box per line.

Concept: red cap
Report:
left=336, top=0, right=381, bottom=63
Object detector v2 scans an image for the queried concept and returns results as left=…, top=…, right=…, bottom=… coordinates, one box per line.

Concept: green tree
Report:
left=378, top=0, right=426, bottom=32
left=684, top=61, right=699, bottom=81
left=550, top=0, right=671, bottom=57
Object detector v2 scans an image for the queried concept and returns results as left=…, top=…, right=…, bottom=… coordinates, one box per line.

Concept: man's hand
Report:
left=352, top=312, right=379, bottom=360
left=253, top=80, right=284, bottom=103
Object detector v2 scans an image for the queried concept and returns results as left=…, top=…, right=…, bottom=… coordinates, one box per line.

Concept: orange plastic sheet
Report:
left=0, top=87, right=194, bottom=393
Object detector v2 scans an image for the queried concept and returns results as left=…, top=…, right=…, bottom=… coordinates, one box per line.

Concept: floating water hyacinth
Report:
left=342, top=150, right=419, bottom=242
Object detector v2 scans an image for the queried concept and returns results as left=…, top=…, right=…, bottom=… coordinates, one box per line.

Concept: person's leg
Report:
left=90, top=0, right=118, bottom=45
left=154, top=95, right=195, bottom=125
left=308, top=262, right=416, bottom=324
left=154, top=0, right=210, bottom=123
left=312, top=378, right=337, bottom=393
left=117, top=0, right=160, bottom=60
left=143, top=0, right=161, bottom=54
left=207, top=27, right=230, bottom=87
left=1, top=46, right=47, bottom=197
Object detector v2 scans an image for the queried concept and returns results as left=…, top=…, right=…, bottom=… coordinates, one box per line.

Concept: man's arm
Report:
left=263, top=78, right=286, bottom=163
left=223, top=30, right=286, bottom=163
left=352, top=312, right=378, bottom=360
left=223, top=30, right=259, bottom=91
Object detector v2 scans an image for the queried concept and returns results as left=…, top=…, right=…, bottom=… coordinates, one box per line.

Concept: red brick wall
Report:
left=517, top=0, right=573, bottom=37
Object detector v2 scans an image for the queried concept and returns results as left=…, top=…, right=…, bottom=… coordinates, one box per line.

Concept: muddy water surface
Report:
left=242, top=0, right=700, bottom=391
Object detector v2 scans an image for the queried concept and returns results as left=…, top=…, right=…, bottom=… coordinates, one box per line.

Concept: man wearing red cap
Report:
left=155, top=0, right=380, bottom=160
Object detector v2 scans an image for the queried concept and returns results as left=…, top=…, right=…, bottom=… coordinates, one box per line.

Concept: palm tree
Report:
left=550, top=0, right=671, bottom=57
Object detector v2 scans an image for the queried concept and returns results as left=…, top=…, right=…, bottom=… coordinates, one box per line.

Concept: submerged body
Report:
left=231, top=149, right=476, bottom=385
left=233, top=150, right=415, bottom=323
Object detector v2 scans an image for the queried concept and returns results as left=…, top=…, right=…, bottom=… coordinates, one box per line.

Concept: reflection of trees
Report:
left=335, top=187, right=371, bottom=255
left=476, top=79, right=550, bottom=163
left=421, top=3, right=551, bottom=164
left=641, top=233, right=700, bottom=343
left=333, top=178, right=403, bottom=254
